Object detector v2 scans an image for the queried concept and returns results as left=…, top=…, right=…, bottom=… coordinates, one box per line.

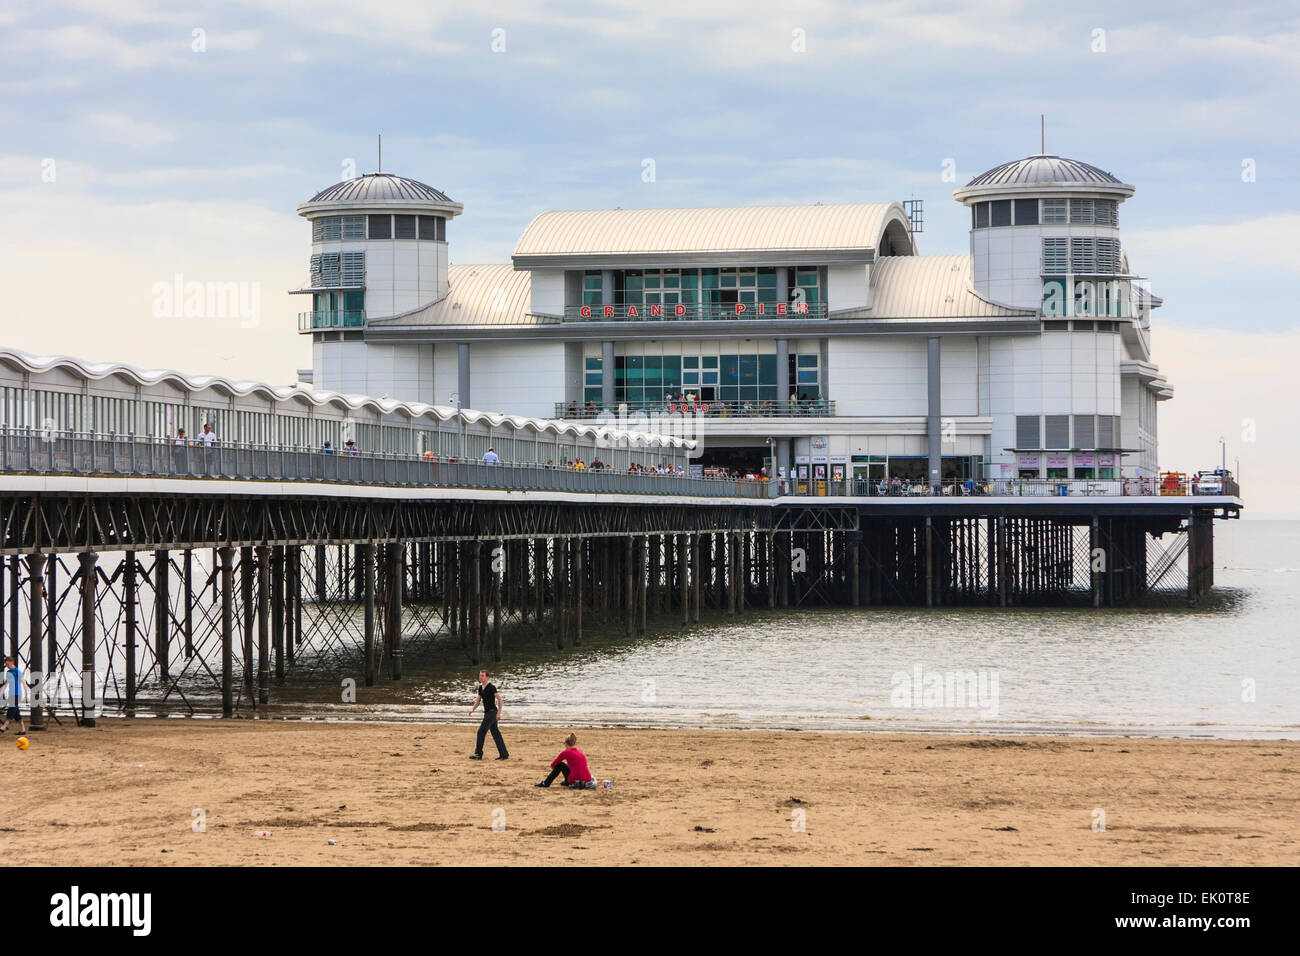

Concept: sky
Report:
left=0, top=0, right=1297, bottom=514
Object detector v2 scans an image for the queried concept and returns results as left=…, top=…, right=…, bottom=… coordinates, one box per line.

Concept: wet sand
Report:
left=5, top=720, right=1297, bottom=865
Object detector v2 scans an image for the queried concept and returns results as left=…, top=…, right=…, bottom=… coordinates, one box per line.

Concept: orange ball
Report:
left=15, top=736, right=29, bottom=751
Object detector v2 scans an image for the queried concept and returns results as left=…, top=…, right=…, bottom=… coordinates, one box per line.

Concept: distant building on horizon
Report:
left=293, top=151, right=1171, bottom=484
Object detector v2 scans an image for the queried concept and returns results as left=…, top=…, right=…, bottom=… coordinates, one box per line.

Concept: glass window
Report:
left=367, top=215, right=391, bottom=239
left=341, top=215, right=366, bottom=240
left=1013, top=199, right=1038, bottom=225
left=702, top=355, right=718, bottom=369
left=974, top=203, right=989, bottom=228
left=758, top=354, right=776, bottom=383
left=990, top=200, right=1011, bottom=227
left=394, top=215, right=417, bottom=239
left=585, top=355, right=602, bottom=370
left=721, top=355, right=739, bottom=384
left=683, top=356, right=699, bottom=369
left=797, top=354, right=818, bottom=368
left=418, top=216, right=439, bottom=240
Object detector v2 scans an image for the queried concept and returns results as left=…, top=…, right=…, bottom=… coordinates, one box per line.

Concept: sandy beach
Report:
left=4, top=720, right=1297, bottom=866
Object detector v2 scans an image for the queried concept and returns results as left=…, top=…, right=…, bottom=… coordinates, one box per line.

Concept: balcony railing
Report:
left=563, top=302, right=828, bottom=323
left=0, top=428, right=770, bottom=499
left=298, top=310, right=365, bottom=330
left=555, top=399, right=836, bottom=419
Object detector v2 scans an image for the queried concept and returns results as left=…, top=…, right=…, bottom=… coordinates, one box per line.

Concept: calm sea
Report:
left=289, top=519, right=1300, bottom=740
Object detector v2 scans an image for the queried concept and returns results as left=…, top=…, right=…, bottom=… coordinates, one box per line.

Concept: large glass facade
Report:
left=581, top=266, right=821, bottom=311
left=581, top=343, right=821, bottom=407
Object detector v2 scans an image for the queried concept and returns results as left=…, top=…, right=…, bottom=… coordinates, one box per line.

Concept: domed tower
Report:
left=952, top=155, right=1134, bottom=318
left=294, top=172, right=464, bottom=333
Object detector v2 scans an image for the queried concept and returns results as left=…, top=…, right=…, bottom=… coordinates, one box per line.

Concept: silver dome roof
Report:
left=965, top=154, right=1125, bottom=188
left=307, top=173, right=455, bottom=204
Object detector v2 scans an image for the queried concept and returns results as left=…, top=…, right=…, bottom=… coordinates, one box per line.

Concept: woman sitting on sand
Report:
left=535, top=732, right=596, bottom=789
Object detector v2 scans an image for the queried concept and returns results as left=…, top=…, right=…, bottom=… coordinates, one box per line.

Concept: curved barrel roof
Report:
left=512, top=202, right=915, bottom=265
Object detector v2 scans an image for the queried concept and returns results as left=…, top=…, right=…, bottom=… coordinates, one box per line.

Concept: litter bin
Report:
left=1056, top=484, right=1069, bottom=496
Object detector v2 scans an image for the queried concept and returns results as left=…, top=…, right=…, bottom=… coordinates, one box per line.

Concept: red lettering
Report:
left=675, top=304, right=686, bottom=316
left=627, top=305, right=639, bottom=317
left=759, top=303, right=766, bottom=314
left=735, top=303, right=746, bottom=315
left=795, top=301, right=808, bottom=314
left=650, top=304, right=663, bottom=317
left=604, top=306, right=614, bottom=318
left=777, top=303, right=787, bottom=314
left=579, top=306, right=591, bottom=318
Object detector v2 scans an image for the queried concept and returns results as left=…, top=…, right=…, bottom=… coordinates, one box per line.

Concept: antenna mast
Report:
left=1040, top=114, right=1045, bottom=154
left=378, top=134, right=382, bottom=173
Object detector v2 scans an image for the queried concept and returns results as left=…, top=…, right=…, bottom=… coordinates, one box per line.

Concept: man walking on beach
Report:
left=2, top=656, right=26, bottom=735
left=469, top=669, right=508, bottom=760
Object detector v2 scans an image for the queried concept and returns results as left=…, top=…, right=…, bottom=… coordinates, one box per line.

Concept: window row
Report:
left=582, top=266, right=822, bottom=308
left=581, top=352, right=821, bottom=406
left=972, top=198, right=1118, bottom=229
left=312, top=214, right=446, bottom=242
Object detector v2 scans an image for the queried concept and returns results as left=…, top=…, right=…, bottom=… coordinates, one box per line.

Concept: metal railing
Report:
left=0, top=428, right=771, bottom=500
left=831, top=478, right=1238, bottom=498
left=555, top=399, right=836, bottom=419
left=297, top=310, right=366, bottom=330
left=563, top=302, right=828, bottom=323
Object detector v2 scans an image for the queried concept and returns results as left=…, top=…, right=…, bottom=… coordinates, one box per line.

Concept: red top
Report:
left=551, top=747, right=592, bottom=783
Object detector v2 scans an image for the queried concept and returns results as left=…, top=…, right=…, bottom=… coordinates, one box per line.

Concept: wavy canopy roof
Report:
left=0, top=348, right=691, bottom=447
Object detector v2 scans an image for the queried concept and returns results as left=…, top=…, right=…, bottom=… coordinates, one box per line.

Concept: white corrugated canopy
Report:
left=835, top=255, right=1037, bottom=319
left=370, top=264, right=540, bottom=327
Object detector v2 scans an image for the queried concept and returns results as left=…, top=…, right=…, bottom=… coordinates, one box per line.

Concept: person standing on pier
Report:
left=469, top=669, right=508, bottom=760
left=1, top=657, right=26, bottom=736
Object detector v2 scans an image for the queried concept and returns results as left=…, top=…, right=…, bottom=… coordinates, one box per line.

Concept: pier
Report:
left=0, top=350, right=1241, bottom=724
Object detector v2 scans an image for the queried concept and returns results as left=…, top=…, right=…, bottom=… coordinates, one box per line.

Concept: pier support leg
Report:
left=574, top=539, right=583, bottom=647
left=256, top=544, right=270, bottom=706
left=219, top=547, right=234, bottom=718
left=388, top=543, right=404, bottom=680
left=472, top=541, right=483, bottom=666
left=79, top=552, right=98, bottom=726
left=240, top=546, right=254, bottom=695
left=493, top=539, right=503, bottom=662
left=362, top=542, right=376, bottom=687
left=692, top=534, right=702, bottom=623
left=124, top=551, right=137, bottom=716
left=271, top=546, right=285, bottom=683
left=624, top=536, right=634, bottom=637
left=155, top=549, right=170, bottom=683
